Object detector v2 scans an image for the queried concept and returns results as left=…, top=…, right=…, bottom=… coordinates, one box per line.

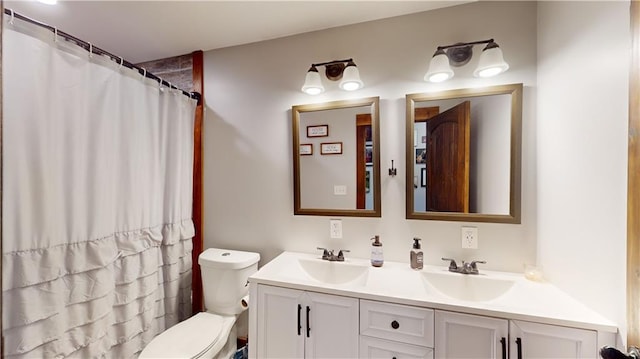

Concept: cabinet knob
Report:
left=391, top=320, right=399, bottom=329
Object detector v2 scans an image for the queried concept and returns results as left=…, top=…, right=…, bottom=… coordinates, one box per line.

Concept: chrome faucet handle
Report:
left=317, top=247, right=330, bottom=260
left=337, top=249, right=350, bottom=261
left=470, top=260, right=486, bottom=269
left=442, top=257, right=458, bottom=271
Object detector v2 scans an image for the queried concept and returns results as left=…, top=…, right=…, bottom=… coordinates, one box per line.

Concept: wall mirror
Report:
left=293, top=97, right=381, bottom=217
left=405, top=83, right=522, bottom=223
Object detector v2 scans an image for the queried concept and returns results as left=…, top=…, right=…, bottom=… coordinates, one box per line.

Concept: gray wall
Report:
left=536, top=1, right=629, bottom=341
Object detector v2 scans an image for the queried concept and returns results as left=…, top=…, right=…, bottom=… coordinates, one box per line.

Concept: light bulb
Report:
left=473, top=42, right=509, bottom=78
left=424, top=49, right=454, bottom=83
left=339, top=63, right=363, bottom=91
left=301, top=66, right=325, bottom=95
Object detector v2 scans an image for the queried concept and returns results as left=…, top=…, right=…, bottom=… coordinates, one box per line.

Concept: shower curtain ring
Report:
left=9, top=9, right=15, bottom=25
left=54, top=27, right=58, bottom=42
left=88, top=43, right=93, bottom=58
left=118, top=57, right=123, bottom=69
left=142, top=68, right=147, bottom=78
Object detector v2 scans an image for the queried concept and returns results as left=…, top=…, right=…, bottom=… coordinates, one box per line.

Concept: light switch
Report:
left=334, top=185, right=347, bottom=195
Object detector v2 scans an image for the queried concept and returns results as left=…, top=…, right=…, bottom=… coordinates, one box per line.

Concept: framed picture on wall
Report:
left=320, top=142, right=343, bottom=155
left=416, top=148, right=427, bottom=164
left=421, top=167, right=427, bottom=187
left=307, top=125, right=329, bottom=137
left=365, top=145, right=373, bottom=165
left=299, top=144, right=313, bottom=155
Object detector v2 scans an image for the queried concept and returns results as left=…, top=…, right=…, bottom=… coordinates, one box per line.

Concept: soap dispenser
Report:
left=370, top=235, right=384, bottom=267
left=410, top=237, right=423, bottom=270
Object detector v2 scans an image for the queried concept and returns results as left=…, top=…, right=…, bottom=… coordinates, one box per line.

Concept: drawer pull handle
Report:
left=306, top=306, right=311, bottom=338
left=297, top=304, right=301, bottom=336
left=391, top=320, right=399, bottom=329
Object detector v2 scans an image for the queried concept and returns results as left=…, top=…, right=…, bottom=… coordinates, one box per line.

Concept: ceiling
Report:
left=5, top=1, right=468, bottom=64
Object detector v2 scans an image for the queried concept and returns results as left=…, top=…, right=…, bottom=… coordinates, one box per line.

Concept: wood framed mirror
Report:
left=293, top=97, right=381, bottom=217
left=405, top=83, right=522, bottom=223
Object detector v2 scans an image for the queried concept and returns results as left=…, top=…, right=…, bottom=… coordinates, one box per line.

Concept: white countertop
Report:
left=248, top=251, right=618, bottom=333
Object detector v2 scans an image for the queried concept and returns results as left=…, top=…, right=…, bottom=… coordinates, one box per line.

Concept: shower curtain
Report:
left=2, top=15, right=196, bottom=358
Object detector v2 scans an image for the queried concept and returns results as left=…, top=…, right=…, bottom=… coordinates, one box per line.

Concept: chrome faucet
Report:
left=317, top=247, right=349, bottom=261
left=442, top=258, right=486, bottom=274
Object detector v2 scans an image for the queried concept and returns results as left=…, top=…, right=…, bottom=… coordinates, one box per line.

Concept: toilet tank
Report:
left=198, top=248, right=260, bottom=315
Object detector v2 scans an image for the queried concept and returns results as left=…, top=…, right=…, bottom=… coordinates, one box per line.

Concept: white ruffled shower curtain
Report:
left=2, top=15, right=196, bottom=358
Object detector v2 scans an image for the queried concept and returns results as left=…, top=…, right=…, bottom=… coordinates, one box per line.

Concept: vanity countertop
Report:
left=248, top=251, right=617, bottom=333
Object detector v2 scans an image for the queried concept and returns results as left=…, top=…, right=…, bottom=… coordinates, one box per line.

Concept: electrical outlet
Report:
left=330, top=219, right=343, bottom=239
left=461, top=226, right=478, bottom=249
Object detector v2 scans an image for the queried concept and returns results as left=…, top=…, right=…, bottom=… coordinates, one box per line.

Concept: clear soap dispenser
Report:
left=370, top=235, right=384, bottom=267
left=410, top=237, right=423, bottom=270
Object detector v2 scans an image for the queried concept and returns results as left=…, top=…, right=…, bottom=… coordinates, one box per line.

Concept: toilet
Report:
left=139, top=248, right=260, bottom=359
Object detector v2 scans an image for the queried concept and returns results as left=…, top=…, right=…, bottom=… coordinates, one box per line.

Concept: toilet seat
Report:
left=139, top=312, right=236, bottom=359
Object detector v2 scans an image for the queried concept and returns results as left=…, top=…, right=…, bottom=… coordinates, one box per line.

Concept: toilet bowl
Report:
left=139, top=248, right=260, bottom=359
left=139, top=312, right=236, bottom=359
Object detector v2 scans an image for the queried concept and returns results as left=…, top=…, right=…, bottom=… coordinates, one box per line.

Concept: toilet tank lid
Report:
left=198, top=248, right=260, bottom=269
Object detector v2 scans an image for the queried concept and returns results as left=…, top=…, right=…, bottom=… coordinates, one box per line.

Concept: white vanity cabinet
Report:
left=434, top=310, right=598, bottom=359
left=255, top=285, right=359, bottom=359
left=248, top=253, right=617, bottom=359
left=509, top=320, right=597, bottom=359
left=435, top=310, right=508, bottom=359
left=359, top=300, right=434, bottom=359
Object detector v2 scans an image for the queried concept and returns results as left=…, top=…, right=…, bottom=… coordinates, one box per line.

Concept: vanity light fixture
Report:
left=301, top=58, right=363, bottom=95
left=424, top=39, right=509, bottom=83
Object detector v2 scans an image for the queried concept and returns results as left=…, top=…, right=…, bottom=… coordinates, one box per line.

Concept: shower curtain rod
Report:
left=3, top=8, right=201, bottom=103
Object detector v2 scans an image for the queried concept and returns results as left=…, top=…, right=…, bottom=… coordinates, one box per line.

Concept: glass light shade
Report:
left=339, top=65, right=363, bottom=91
left=301, top=70, right=324, bottom=95
left=424, top=52, right=454, bottom=83
left=37, top=0, right=57, bottom=4
left=473, top=46, right=509, bottom=78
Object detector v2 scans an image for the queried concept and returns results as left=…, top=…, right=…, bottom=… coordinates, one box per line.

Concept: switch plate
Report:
left=330, top=219, right=343, bottom=239
left=461, top=226, right=478, bottom=249
left=334, top=185, right=347, bottom=195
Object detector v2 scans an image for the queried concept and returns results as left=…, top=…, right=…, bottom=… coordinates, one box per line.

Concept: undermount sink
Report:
left=422, top=271, right=515, bottom=302
left=297, top=258, right=369, bottom=285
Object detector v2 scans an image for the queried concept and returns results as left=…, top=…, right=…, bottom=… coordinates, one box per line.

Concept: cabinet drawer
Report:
left=360, top=335, right=434, bottom=359
left=360, top=300, right=434, bottom=347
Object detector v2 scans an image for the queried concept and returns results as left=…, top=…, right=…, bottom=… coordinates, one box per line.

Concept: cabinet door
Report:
left=434, top=310, right=508, bottom=359
left=360, top=336, right=434, bottom=359
left=509, top=320, right=597, bottom=359
left=256, top=285, right=304, bottom=359
left=304, top=291, right=359, bottom=359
